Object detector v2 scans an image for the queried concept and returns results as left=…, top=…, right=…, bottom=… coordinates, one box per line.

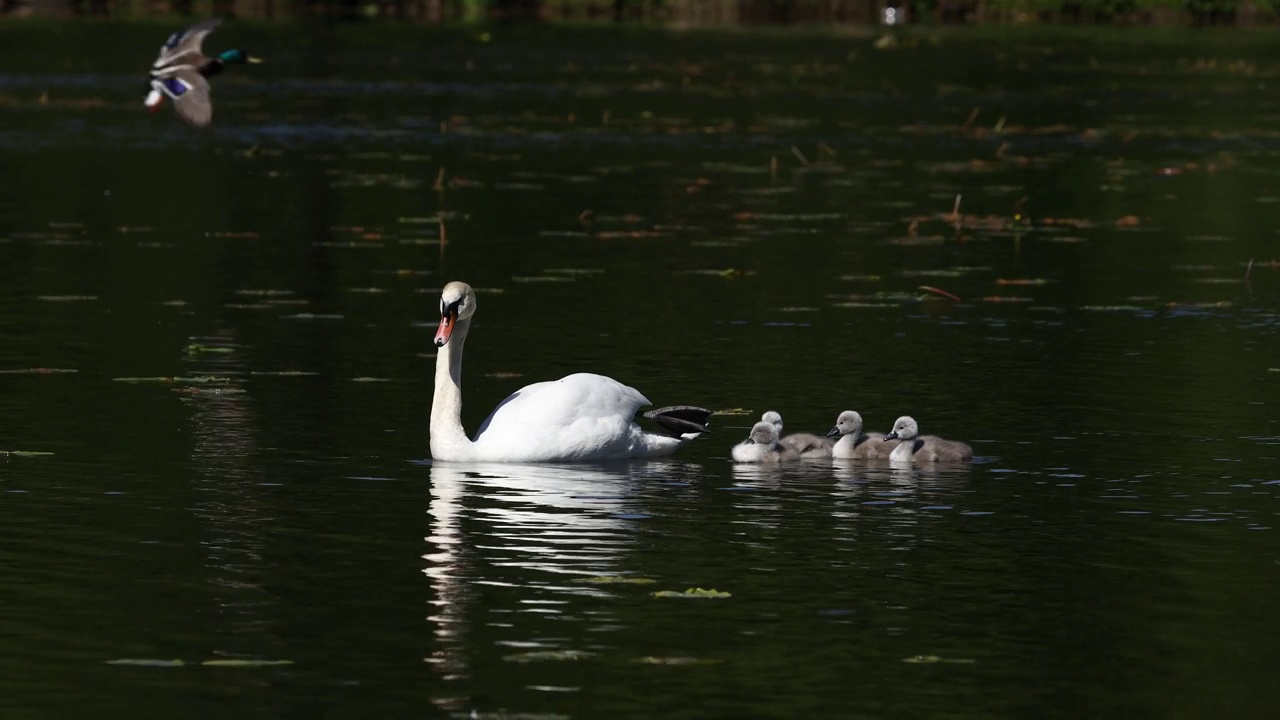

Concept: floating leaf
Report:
left=677, top=269, right=754, bottom=279
left=504, top=650, right=594, bottom=663
left=200, top=659, right=295, bottom=668
left=251, top=370, right=319, bottom=377
left=652, top=588, right=731, bottom=599
left=185, top=344, right=234, bottom=355
left=903, top=655, right=977, bottom=665
left=236, top=289, right=294, bottom=297
left=113, top=376, right=232, bottom=384
left=633, top=656, right=723, bottom=665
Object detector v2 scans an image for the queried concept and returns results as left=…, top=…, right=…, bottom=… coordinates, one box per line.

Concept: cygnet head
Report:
left=744, top=421, right=780, bottom=447
left=883, top=416, right=919, bottom=442
left=435, top=281, right=477, bottom=347
left=761, top=411, right=783, bottom=432
left=826, top=410, right=864, bottom=438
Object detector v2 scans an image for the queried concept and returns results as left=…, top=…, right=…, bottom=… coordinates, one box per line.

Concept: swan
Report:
left=883, top=416, right=973, bottom=463
left=731, top=421, right=799, bottom=463
left=761, top=410, right=834, bottom=458
left=826, top=410, right=899, bottom=459
left=429, top=281, right=712, bottom=462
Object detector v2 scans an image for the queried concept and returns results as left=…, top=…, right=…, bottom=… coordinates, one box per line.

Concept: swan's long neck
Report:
left=430, top=317, right=475, bottom=459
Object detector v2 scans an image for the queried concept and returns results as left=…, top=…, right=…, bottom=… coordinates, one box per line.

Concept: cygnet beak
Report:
left=825, top=426, right=841, bottom=438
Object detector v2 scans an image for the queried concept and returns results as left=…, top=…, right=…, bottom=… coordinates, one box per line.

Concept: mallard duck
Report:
left=144, top=19, right=261, bottom=127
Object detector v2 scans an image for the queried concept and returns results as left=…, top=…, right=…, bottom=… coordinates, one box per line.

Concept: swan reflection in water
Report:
left=422, top=460, right=697, bottom=707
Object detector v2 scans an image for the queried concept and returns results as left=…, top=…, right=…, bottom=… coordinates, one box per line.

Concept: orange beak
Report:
left=434, top=312, right=455, bottom=347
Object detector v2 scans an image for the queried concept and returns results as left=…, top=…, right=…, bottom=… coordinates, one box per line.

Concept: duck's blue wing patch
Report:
left=160, top=76, right=189, bottom=97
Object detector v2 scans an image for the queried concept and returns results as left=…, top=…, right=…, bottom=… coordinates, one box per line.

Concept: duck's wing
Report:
left=159, top=68, right=213, bottom=127
left=153, top=19, right=222, bottom=70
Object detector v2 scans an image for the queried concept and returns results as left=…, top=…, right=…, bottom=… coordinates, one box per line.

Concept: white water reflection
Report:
left=422, top=460, right=697, bottom=710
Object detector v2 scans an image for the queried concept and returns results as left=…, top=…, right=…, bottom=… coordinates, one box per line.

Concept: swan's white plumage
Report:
left=429, top=282, right=704, bottom=463
left=469, top=373, right=674, bottom=462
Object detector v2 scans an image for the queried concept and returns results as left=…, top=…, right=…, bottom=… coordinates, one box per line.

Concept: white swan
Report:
left=883, top=416, right=974, bottom=463
left=761, top=410, right=833, bottom=458
left=731, top=421, right=799, bottom=463
left=429, top=281, right=712, bottom=463
left=826, top=410, right=899, bottom=459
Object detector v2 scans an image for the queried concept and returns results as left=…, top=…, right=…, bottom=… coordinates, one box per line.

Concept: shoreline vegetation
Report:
left=0, top=0, right=1275, bottom=27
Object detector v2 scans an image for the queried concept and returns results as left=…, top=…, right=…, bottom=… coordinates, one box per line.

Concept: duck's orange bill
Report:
left=434, top=314, right=455, bottom=345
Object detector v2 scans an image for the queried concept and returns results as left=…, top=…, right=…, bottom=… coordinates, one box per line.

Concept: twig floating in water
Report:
left=919, top=285, right=962, bottom=302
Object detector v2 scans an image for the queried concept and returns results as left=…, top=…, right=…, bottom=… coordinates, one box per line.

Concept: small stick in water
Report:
left=919, top=285, right=962, bottom=303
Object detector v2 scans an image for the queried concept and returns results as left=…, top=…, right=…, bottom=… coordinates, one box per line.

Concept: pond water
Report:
left=1, top=23, right=1278, bottom=718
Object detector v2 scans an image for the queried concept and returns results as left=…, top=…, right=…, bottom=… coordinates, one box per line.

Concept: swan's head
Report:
left=883, top=416, right=918, bottom=442
left=761, top=411, right=783, bottom=431
left=826, top=410, right=863, bottom=438
left=435, top=281, right=476, bottom=347
left=743, top=421, right=779, bottom=447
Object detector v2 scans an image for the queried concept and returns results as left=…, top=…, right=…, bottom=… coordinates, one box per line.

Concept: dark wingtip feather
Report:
left=643, top=405, right=712, bottom=437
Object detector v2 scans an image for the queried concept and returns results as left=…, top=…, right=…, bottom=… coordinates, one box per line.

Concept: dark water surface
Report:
left=2, top=23, right=1278, bottom=718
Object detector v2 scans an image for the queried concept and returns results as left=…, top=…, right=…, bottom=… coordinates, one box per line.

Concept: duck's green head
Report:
left=218, top=49, right=263, bottom=65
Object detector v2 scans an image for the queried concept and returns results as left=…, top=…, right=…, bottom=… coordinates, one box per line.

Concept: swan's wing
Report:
left=153, top=19, right=221, bottom=70
left=472, top=373, right=651, bottom=461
